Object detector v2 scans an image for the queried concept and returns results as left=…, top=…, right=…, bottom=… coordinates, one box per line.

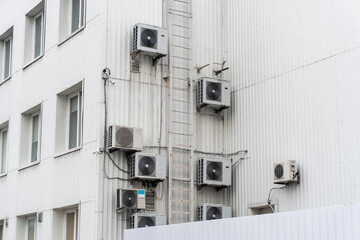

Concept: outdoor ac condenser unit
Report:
left=132, top=23, right=168, bottom=57
left=197, top=157, right=231, bottom=187
left=130, top=152, right=166, bottom=181
left=108, top=125, right=143, bottom=152
left=130, top=213, right=166, bottom=228
left=117, top=189, right=146, bottom=210
left=197, top=77, right=231, bottom=110
left=198, top=203, right=232, bottom=221
left=273, top=160, right=299, bottom=184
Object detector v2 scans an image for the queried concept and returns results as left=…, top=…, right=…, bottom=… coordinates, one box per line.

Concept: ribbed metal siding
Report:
left=124, top=204, right=360, bottom=240
left=227, top=0, right=360, bottom=217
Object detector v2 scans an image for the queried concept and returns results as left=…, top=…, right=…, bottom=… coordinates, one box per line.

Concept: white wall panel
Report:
left=125, top=204, right=360, bottom=240
left=227, top=0, right=360, bottom=217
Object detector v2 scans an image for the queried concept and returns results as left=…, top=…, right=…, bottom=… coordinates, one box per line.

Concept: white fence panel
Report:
left=125, top=204, right=360, bottom=240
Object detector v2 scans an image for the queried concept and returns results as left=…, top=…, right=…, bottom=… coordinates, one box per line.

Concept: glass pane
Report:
left=1, top=131, right=7, bottom=173
left=0, top=225, right=3, bottom=240
left=69, top=96, right=78, bottom=149
left=71, top=0, right=80, bottom=33
left=70, top=95, right=78, bottom=112
left=66, top=212, right=75, bottom=240
left=34, top=14, right=42, bottom=58
left=27, top=219, right=35, bottom=240
left=78, top=93, right=82, bottom=146
left=31, top=115, right=39, bottom=162
left=4, top=38, right=11, bottom=79
left=32, top=115, right=39, bottom=142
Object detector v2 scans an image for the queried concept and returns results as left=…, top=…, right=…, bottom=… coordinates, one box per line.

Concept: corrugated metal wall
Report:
left=100, top=0, right=166, bottom=239
left=227, top=0, right=360, bottom=217
left=124, top=204, right=360, bottom=240
left=101, top=0, right=360, bottom=238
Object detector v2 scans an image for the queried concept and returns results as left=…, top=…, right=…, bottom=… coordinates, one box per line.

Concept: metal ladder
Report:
left=167, top=0, right=195, bottom=224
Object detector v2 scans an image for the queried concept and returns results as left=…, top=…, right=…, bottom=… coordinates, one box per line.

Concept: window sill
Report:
left=23, top=54, right=44, bottom=70
left=18, top=161, right=40, bottom=171
left=0, top=76, right=11, bottom=86
left=0, top=172, right=7, bottom=178
left=54, top=146, right=82, bottom=158
left=58, top=26, right=85, bottom=46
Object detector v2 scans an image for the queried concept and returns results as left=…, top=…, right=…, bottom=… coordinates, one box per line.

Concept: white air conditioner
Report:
left=198, top=203, right=232, bottom=221
left=130, top=213, right=166, bottom=228
left=130, top=152, right=166, bottom=181
left=197, top=77, right=231, bottom=110
left=197, top=157, right=231, bottom=187
left=132, top=23, right=168, bottom=57
left=117, top=189, right=146, bottom=210
left=108, top=125, right=143, bottom=152
left=274, top=160, right=299, bottom=184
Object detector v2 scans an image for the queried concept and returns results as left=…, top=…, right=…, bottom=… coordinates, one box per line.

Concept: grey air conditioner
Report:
left=198, top=204, right=232, bottom=221
left=197, top=157, right=231, bottom=187
left=132, top=23, right=168, bottom=57
left=130, top=213, right=166, bottom=228
left=117, top=189, right=146, bottom=210
left=130, top=152, right=166, bottom=181
left=274, top=160, right=299, bottom=184
left=108, top=125, right=143, bottom=152
left=197, top=77, right=231, bottom=110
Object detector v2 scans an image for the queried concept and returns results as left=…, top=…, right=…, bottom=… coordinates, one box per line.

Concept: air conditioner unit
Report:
left=197, top=157, right=231, bottom=187
left=274, top=160, right=299, bottom=184
left=197, top=77, right=231, bottom=110
left=198, top=203, right=232, bottom=221
left=108, top=125, right=143, bottom=152
left=130, top=213, right=166, bottom=228
left=130, top=152, right=166, bottom=181
left=132, top=23, right=168, bottom=57
left=117, top=189, right=146, bottom=210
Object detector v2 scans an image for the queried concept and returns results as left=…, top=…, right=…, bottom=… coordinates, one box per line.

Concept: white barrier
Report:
left=125, top=204, right=360, bottom=240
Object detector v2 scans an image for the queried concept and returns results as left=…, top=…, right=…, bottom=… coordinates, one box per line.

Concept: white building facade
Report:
left=0, top=0, right=360, bottom=239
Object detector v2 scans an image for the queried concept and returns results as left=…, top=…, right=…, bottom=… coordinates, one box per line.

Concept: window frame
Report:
left=33, top=10, right=45, bottom=59
left=63, top=208, right=78, bottom=240
left=26, top=216, right=37, bottom=240
left=0, top=127, right=8, bottom=175
left=29, top=111, right=41, bottom=164
left=2, top=35, right=12, bottom=81
left=66, top=91, right=82, bottom=150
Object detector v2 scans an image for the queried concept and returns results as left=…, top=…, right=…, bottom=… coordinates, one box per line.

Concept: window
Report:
left=30, top=113, right=40, bottom=163
left=68, top=92, right=82, bottom=149
left=20, top=104, right=42, bottom=168
left=3, top=37, right=12, bottom=80
left=71, top=0, right=84, bottom=33
left=59, top=0, right=85, bottom=41
left=34, top=12, right=44, bottom=58
left=0, top=220, right=3, bottom=240
left=24, top=2, right=45, bottom=66
left=52, top=206, right=79, bottom=240
left=0, top=28, right=13, bottom=82
left=55, top=82, right=83, bottom=155
left=0, top=127, right=8, bottom=174
left=64, top=209, right=78, bottom=240
left=26, top=217, right=36, bottom=240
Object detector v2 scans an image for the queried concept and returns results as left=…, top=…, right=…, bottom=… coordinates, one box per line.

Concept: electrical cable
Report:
left=268, top=203, right=276, bottom=213
left=103, top=150, right=130, bottom=181
left=104, top=150, right=130, bottom=173
left=266, top=185, right=288, bottom=213
left=102, top=69, right=129, bottom=182
left=231, top=157, right=245, bottom=167
left=143, top=145, right=248, bottom=158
